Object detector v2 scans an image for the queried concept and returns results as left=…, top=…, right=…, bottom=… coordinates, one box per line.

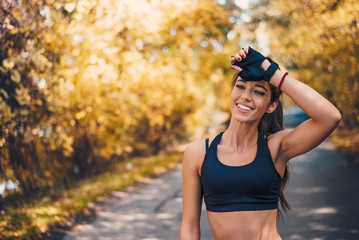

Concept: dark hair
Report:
left=232, top=72, right=292, bottom=220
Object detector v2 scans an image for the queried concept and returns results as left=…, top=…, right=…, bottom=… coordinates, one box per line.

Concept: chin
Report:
left=231, top=112, right=254, bottom=123
left=230, top=109, right=263, bottom=124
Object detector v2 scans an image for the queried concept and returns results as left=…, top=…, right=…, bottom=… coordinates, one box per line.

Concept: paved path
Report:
left=278, top=141, right=359, bottom=240
left=64, top=164, right=209, bottom=240
left=64, top=140, right=359, bottom=240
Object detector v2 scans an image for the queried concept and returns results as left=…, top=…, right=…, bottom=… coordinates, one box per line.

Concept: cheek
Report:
left=255, top=96, right=271, bottom=112
left=230, top=88, right=237, bottom=101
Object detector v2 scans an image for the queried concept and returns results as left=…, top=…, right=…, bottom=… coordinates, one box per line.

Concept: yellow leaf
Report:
left=75, top=110, right=86, bottom=120
left=65, top=2, right=76, bottom=12
left=0, top=138, right=5, bottom=147
left=2, top=58, right=15, bottom=69
left=11, top=70, right=21, bottom=83
left=0, top=89, right=8, bottom=99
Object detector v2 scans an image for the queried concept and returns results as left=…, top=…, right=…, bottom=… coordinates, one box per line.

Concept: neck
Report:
left=223, top=116, right=260, bottom=149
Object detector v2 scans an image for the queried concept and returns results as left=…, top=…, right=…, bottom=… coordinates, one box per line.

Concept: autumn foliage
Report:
left=256, top=0, right=359, bottom=128
left=0, top=0, right=236, bottom=203
left=0, top=0, right=358, bottom=206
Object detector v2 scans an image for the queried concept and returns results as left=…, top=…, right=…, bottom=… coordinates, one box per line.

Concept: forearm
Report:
left=270, top=69, right=341, bottom=127
left=180, top=223, right=200, bottom=240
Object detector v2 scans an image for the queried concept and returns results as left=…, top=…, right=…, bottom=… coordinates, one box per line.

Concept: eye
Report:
left=254, top=90, right=265, bottom=96
left=236, top=85, right=245, bottom=89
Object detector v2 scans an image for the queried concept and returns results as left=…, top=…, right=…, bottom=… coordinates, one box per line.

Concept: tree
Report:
left=254, top=0, right=359, bottom=128
left=0, top=0, right=236, bottom=202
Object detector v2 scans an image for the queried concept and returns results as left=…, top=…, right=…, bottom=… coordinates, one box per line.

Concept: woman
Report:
left=180, top=46, right=341, bottom=240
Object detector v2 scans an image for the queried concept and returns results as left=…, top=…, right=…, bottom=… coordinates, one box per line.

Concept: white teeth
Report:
left=236, top=104, right=252, bottom=111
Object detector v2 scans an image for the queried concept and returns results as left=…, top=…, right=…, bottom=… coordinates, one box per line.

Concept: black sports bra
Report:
left=200, top=132, right=282, bottom=212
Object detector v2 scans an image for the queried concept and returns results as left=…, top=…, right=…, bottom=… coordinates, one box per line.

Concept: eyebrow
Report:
left=237, top=79, right=268, bottom=92
left=255, top=84, right=268, bottom=92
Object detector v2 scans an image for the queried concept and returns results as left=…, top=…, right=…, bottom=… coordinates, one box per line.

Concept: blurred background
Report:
left=0, top=0, right=358, bottom=238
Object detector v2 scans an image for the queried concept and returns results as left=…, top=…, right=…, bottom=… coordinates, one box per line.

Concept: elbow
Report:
left=316, top=108, right=341, bottom=131
left=328, top=109, right=341, bottom=130
left=332, top=109, right=342, bottom=127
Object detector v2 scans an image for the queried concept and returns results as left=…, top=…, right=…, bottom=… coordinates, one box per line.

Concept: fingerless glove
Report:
left=233, top=47, right=279, bottom=82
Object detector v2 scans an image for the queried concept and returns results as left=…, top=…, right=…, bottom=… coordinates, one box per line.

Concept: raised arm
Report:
left=263, top=59, right=341, bottom=161
left=231, top=46, right=341, bottom=162
left=180, top=140, right=205, bottom=240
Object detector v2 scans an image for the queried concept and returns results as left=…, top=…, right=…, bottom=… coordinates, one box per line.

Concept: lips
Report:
left=236, top=103, right=254, bottom=111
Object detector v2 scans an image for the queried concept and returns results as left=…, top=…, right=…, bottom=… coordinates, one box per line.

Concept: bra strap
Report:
left=205, top=132, right=224, bottom=153
left=205, top=138, right=209, bottom=153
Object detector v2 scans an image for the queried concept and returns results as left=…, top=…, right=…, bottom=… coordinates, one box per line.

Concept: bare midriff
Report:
left=207, top=209, right=282, bottom=240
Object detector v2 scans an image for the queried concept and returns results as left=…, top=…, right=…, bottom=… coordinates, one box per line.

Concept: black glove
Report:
left=232, top=46, right=279, bottom=82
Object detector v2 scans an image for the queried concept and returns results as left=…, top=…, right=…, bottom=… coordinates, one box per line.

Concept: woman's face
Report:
left=230, top=78, right=276, bottom=123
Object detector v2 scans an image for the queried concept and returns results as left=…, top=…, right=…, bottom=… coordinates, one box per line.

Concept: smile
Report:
left=236, top=103, right=253, bottom=111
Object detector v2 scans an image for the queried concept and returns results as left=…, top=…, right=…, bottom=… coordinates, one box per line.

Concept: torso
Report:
left=207, top=210, right=282, bottom=240
left=198, top=132, right=285, bottom=240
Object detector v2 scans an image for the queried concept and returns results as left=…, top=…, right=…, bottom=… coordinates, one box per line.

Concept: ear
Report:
left=266, top=100, right=278, bottom=114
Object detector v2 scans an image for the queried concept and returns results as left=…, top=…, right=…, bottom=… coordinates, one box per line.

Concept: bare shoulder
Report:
left=267, top=129, right=293, bottom=144
left=182, top=139, right=207, bottom=174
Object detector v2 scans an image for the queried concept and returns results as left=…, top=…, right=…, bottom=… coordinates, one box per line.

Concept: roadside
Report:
left=63, top=163, right=214, bottom=240
left=1, top=153, right=183, bottom=240
left=63, top=164, right=186, bottom=240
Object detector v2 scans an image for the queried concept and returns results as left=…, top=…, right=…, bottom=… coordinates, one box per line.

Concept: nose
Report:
left=240, top=89, right=252, bottom=101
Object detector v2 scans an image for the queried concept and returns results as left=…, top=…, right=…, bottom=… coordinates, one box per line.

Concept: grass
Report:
left=0, top=152, right=183, bottom=240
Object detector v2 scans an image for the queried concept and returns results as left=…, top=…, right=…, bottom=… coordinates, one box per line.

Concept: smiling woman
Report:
left=232, top=76, right=284, bottom=138
left=180, top=46, right=341, bottom=240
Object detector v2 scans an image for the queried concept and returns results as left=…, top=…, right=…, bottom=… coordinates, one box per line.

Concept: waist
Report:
left=207, top=209, right=281, bottom=240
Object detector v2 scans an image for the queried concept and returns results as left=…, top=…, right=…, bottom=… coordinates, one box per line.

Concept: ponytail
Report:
left=261, top=83, right=292, bottom=220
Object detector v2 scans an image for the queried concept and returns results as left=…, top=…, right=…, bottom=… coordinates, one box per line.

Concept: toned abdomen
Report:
left=207, top=209, right=282, bottom=240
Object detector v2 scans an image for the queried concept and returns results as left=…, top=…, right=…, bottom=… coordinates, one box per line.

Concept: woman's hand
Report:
left=229, top=46, right=278, bottom=82
left=230, top=46, right=249, bottom=67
